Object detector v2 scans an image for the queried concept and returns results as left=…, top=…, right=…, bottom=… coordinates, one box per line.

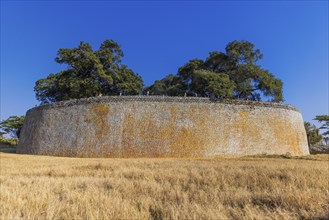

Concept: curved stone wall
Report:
left=17, top=96, right=309, bottom=157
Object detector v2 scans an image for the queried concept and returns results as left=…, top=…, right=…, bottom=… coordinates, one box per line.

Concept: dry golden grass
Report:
left=0, top=153, right=328, bottom=220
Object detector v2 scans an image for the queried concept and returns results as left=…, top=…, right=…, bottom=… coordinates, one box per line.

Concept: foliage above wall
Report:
left=34, top=40, right=283, bottom=103
left=147, top=40, right=283, bottom=102
left=34, top=40, right=144, bottom=104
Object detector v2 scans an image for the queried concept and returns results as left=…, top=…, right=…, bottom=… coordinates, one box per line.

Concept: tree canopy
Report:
left=35, top=40, right=144, bottom=103
left=0, top=116, right=25, bottom=138
left=147, top=40, right=283, bottom=102
left=35, top=40, right=283, bottom=103
left=314, top=115, right=329, bottom=136
left=304, top=122, right=323, bottom=146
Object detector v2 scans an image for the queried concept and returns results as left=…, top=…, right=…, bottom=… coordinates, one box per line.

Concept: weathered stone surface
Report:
left=17, top=96, right=309, bottom=157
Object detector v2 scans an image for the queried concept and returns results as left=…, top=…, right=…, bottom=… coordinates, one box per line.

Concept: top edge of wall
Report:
left=28, top=96, right=300, bottom=112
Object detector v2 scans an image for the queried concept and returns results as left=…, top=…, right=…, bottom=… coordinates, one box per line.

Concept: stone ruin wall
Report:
left=17, top=96, right=309, bottom=157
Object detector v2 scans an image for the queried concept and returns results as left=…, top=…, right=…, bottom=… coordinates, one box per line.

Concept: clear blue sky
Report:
left=1, top=1, right=328, bottom=127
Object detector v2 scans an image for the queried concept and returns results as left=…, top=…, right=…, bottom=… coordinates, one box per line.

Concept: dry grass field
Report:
left=0, top=152, right=328, bottom=220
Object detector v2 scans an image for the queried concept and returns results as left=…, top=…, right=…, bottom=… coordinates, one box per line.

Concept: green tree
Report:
left=35, top=40, right=144, bottom=103
left=191, top=70, right=235, bottom=98
left=0, top=116, right=25, bottom=138
left=147, top=74, right=186, bottom=96
left=304, top=122, right=322, bottom=146
left=314, top=115, right=329, bottom=136
left=148, top=40, right=283, bottom=102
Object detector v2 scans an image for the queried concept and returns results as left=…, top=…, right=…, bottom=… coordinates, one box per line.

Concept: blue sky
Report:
left=1, top=1, right=328, bottom=127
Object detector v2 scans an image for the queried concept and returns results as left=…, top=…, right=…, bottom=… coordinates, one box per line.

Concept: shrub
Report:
left=0, top=136, right=18, bottom=146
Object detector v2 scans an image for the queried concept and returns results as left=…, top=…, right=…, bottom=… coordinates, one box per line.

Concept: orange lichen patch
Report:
left=76, top=104, right=111, bottom=155
left=120, top=106, right=149, bottom=156
left=167, top=105, right=210, bottom=157
left=237, top=111, right=251, bottom=144
left=122, top=112, right=141, bottom=157
left=171, top=126, right=206, bottom=157
left=91, top=104, right=109, bottom=138
left=230, top=111, right=261, bottom=149
left=121, top=108, right=171, bottom=157
left=120, top=105, right=210, bottom=157
left=271, top=117, right=303, bottom=155
left=239, top=111, right=248, bottom=118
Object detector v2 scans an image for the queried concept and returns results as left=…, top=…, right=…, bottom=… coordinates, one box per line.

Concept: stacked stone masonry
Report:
left=18, top=96, right=309, bottom=157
